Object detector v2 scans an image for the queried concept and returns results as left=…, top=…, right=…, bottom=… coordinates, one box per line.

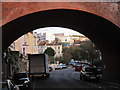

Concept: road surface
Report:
left=26, top=67, right=120, bottom=90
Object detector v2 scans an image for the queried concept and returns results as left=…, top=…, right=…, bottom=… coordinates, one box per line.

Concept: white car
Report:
left=1, top=79, right=20, bottom=90
left=55, top=65, right=62, bottom=70
left=12, top=72, right=31, bottom=88
left=61, top=64, right=67, bottom=69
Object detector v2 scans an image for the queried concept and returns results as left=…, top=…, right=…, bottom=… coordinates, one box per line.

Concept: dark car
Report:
left=12, top=72, right=30, bottom=89
left=75, top=64, right=82, bottom=71
left=0, top=79, right=20, bottom=90
left=75, top=63, right=91, bottom=72
left=80, top=66, right=102, bottom=81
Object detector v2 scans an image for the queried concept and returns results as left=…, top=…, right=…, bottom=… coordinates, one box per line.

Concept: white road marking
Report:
left=109, top=85, right=120, bottom=89
left=101, top=81, right=120, bottom=89
left=102, top=81, right=120, bottom=87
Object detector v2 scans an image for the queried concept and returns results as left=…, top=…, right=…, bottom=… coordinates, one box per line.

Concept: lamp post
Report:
left=91, top=43, right=95, bottom=66
left=95, top=50, right=102, bottom=61
left=86, top=51, right=89, bottom=61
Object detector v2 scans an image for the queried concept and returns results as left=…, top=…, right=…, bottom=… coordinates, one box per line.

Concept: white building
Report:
left=37, top=32, right=55, bottom=43
left=54, top=34, right=90, bottom=45
left=54, top=33, right=74, bottom=44
left=39, top=44, right=63, bottom=58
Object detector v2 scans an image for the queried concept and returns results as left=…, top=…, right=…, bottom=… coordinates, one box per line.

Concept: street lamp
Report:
left=95, top=50, right=102, bottom=61
left=91, top=43, right=95, bottom=66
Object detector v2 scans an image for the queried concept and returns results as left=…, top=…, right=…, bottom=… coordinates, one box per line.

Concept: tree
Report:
left=44, top=47, right=56, bottom=56
left=62, top=40, right=101, bottom=66
left=79, top=41, right=101, bottom=66
left=62, top=47, right=73, bottom=62
left=62, top=46, right=81, bottom=62
left=71, top=49, right=81, bottom=60
left=79, top=41, right=93, bottom=61
left=55, top=56, right=65, bottom=63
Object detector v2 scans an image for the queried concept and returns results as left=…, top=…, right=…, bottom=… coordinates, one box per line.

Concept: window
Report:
left=23, top=48, right=25, bottom=55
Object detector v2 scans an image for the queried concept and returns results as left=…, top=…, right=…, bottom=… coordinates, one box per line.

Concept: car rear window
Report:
left=14, top=73, right=27, bottom=78
left=76, top=65, right=81, bottom=67
left=85, top=68, right=97, bottom=72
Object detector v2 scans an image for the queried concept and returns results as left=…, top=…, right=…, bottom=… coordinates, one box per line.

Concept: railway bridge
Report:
left=1, top=2, right=120, bottom=81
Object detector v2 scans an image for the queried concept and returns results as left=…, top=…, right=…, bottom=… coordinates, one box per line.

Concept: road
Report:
left=26, top=67, right=120, bottom=90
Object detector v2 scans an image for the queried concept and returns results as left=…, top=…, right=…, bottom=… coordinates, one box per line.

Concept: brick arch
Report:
left=2, top=2, right=119, bottom=27
left=2, top=9, right=120, bottom=56
left=2, top=6, right=120, bottom=81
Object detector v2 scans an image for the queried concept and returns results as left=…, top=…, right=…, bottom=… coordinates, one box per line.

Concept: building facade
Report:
left=37, top=32, right=55, bottom=43
left=39, top=44, right=63, bottom=58
left=54, top=33, right=90, bottom=46
left=9, top=32, right=40, bottom=55
left=7, top=32, right=40, bottom=74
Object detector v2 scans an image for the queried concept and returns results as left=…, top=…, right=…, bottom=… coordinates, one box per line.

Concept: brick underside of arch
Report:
left=2, top=2, right=120, bottom=27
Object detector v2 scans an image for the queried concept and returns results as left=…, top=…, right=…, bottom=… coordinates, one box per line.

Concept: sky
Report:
left=33, top=27, right=84, bottom=36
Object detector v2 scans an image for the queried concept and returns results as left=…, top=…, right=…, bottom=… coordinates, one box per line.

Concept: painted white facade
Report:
left=54, top=33, right=74, bottom=44
left=54, top=34, right=90, bottom=44
left=37, top=32, right=55, bottom=43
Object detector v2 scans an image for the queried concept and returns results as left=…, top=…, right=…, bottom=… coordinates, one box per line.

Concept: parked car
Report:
left=0, top=79, right=20, bottom=90
left=68, top=62, right=76, bottom=67
left=80, top=62, right=92, bottom=67
left=12, top=72, right=30, bottom=89
left=75, top=64, right=82, bottom=71
left=75, top=63, right=91, bottom=72
left=80, top=66, right=102, bottom=81
left=55, top=64, right=62, bottom=70
left=48, top=66, right=53, bottom=72
left=61, top=64, right=67, bottom=69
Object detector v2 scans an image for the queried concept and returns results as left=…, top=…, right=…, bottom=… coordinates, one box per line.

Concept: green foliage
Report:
left=93, top=58, right=101, bottom=66
left=62, top=41, right=101, bottom=65
left=62, top=47, right=73, bottom=62
left=79, top=41, right=101, bottom=65
left=55, top=57, right=66, bottom=63
left=48, top=56, right=54, bottom=64
left=79, top=41, right=94, bottom=61
left=70, top=47, right=81, bottom=60
left=62, top=46, right=81, bottom=62
left=44, top=47, right=56, bottom=56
